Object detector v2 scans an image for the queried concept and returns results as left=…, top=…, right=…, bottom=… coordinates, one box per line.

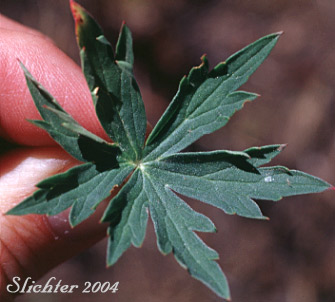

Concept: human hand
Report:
left=0, top=14, right=113, bottom=301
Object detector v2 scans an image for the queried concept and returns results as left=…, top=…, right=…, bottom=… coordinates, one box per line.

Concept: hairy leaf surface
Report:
left=72, top=2, right=146, bottom=160
left=7, top=2, right=332, bottom=300
left=144, top=33, right=280, bottom=160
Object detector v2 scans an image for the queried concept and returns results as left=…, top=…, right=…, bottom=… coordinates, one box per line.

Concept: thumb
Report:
left=0, top=18, right=108, bottom=146
left=0, top=147, right=109, bottom=300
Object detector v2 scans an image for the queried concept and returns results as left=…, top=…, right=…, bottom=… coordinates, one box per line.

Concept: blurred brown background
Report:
left=2, top=0, right=334, bottom=301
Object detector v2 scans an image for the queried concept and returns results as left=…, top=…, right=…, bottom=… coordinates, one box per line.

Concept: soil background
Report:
left=1, top=0, right=335, bottom=301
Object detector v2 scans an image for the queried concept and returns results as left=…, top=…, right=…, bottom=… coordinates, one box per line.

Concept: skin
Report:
left=0, top=14, right=119, bottom=300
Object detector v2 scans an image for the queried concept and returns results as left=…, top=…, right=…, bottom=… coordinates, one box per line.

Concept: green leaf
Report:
left=101, top=169, right=149, bottom=265
left=7, top=3, right=332, bottom=301
left=143, top=172, right=229, bottom=298
left=20, top=62, right=118, bottom=163
left=144, top=148, right=330, bottom=219
left=71, top=1, right=119, bottom=93
left=7, top=163, right=133, bottom=227
left=72, top=1, right=146, bottom=161
left=244, top=144, right=286, bottom=167
left=115, top=22, right=134, bottom=65
left=144, top=33, right=281, bottom=160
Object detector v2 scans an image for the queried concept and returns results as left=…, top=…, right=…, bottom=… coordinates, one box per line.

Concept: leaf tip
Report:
left=4, top=208, right=13, bottom=216
left=105, top=261, right=112, bottom=268
left=106, top=255, right=117, bottom=267
left=70, top=0, right=85, bottom=35
left=70, top=0, right=82, bottom=19
left=192, top=54, right=209, bottom=71
left=93, top=86, right=99, bottom=96
left=68, top=216, right=77, bottom=228
left=278, top=144, right=287, bottom=152
left=119, top=20, right=130, bottom=33
left=270, top=31, right=284, bottom=40
left=17, top=59, right=29, bottom=75
left=328, top=186, right=335, bottom=192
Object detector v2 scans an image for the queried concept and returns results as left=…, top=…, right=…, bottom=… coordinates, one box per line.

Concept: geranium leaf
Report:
left=7, top=163, right=133, bottom=227
left=20, top=62, right=117, bottom=163
left=71, top=1, right=146, bottom=161
left=101, top=169, right=149, bottom=265
left=6, top=3, right=332, bottom=301
left=142, top=173, right=229, bottom=298
left=244, top=144, right=285, bottom=167
left=144, top=33, right=281, bottom=160
left=115, top=22, right=134, bottom=65
left=144, top=148, right=330, bottom=219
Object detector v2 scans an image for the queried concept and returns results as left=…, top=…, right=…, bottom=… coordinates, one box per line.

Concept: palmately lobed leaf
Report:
left=71, top=0, right=147, bottom=161
left=19, top=62, right=117, bottom=163
left=143, top=176, right=229, bottom=297
left=6, top=163, right=134, bottom=227
left=6, top=2, right=332, bottom=301
left=101, top=169, right=149, bottom=265
left=145, top=147, right=329, bottom=219
left=143, top=33, right=280, bottom=161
